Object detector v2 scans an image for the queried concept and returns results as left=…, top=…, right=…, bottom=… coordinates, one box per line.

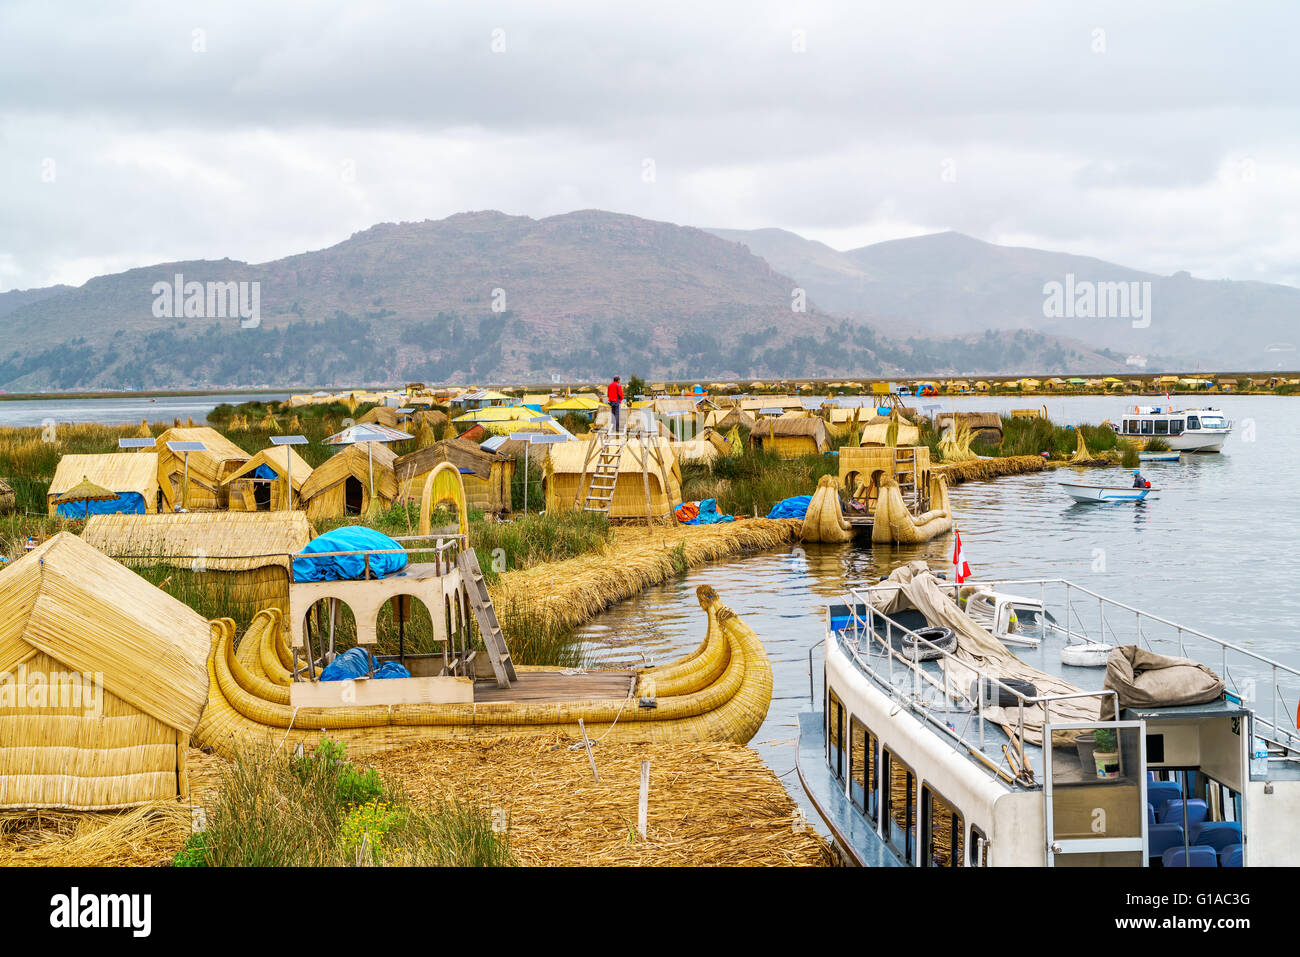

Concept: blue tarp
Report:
left=766, top=495, right=812, bottom=520
left=292, top=527, right=409, bottom=582
left=682, top=498, right=734, bottom=525
left=251, top=464, right=278, bottom=479
left=319, top=647, right=412, bottom=681
left=55, top=491, right=146, bottom=519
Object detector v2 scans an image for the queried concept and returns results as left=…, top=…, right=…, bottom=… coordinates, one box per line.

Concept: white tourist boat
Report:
left=1059, top=481, right=1156, bottom=504
left=1113, top=406, right=1231, bottom=452
left=798, top=569, right=1300, bottom=867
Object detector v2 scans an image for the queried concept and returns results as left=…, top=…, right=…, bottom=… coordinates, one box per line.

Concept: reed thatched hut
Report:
left=859, top=415, right=921, bottom=447
left=221, top=446, right=314, bottom=511
left=703, top=407, right=756, bottom=431
left=154, top=427, right=250, bottom=511
left=0, top=533, right=210, bottom=809
left=395, top=438, right=514, bottom=514
left=81, top=511, right=313, bottom=623
left=749, top=417, right=831, bottom=458
left=544, top=436, right=682, bottom=520
left=47, top=452, right=161, bottom=517
left=299, top=442, right=398, bottom=520
left=934, top=411, right=1003, bottom=443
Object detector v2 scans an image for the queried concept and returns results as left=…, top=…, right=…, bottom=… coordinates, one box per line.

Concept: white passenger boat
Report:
left=799, top=569, right=1300, bottom=867
left=1059, top=482, right=1156, bottom=504
left=1113, top=406, right=1231, bottom=452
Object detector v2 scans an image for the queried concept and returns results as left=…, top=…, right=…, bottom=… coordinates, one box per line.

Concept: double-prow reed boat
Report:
left=194, top=464, right=773, bottom=757
left=799, top=562, right=1300, bottom=867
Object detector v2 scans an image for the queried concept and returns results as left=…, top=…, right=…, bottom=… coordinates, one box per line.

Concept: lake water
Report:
left=575, top=395, right=1300, bottom=824
left=0, top=393, right=290, bottom=428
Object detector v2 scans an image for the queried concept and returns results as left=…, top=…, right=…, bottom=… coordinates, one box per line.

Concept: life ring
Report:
left=1060, top=641, right=1113, bottom=668
left=900, top=625, right=956, bottom=661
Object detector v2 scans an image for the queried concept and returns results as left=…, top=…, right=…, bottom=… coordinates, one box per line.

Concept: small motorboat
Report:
left=1138, top=451, right=1180, bottom=462
left=1059, top=481, right=1156, bottom=504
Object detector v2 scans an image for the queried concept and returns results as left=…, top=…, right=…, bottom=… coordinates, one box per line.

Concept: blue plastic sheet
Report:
left=319, top=647, right=412, bottom=681
left=56, top=492, right=146, bottom=519
left=292, top=527, right=408, bottom=582
left=766, top=495, right=811, bottom=520
left=251, top=464, right=278, bottom=480
left=682, top=498, right=734, bottom=525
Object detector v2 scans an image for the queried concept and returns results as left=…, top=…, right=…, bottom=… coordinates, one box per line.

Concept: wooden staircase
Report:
left=581, top=430, right=626, bottom=516
left=457, top=549, right=516, bottom=689
left=894, top=447, right=921, bottom=511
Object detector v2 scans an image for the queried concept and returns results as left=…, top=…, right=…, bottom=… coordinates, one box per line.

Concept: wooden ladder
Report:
left=581, top=429, right=626, bottom=515
left=457, top=549, right=516, bottom=689
left=894, top=446, right=920, bottom=511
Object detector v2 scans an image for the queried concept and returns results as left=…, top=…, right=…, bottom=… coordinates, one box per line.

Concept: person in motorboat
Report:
left=1131, top=470, right=1150, bottom=489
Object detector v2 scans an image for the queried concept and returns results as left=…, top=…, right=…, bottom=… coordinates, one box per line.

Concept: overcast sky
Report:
left=2, top=0, right=1297, bottom=293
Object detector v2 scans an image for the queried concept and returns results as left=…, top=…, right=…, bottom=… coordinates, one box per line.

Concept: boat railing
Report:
left=287, top=533, right=467, bottom=580
left=927, top=577, right=1300, bottom=754
left=839, top=584, right=1120, bottom=788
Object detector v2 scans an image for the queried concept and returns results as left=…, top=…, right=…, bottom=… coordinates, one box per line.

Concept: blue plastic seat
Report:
left=1147, top=781, right=1182, bottom=811
left=1147, top=804, right=1157, bottom=830
left=1162, top=845, right=1217, bottom=867
left=1148, top=824, right=1184, bottom=862
left=1190, top=821, right=1242, bottom=853
left=1221, top=843, right=1243, bottom=867
left=1159, top=798, right=1208, bottom=826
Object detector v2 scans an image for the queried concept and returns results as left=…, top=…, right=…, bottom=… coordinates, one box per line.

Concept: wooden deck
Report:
left=474, top=670, right=636, bottom=703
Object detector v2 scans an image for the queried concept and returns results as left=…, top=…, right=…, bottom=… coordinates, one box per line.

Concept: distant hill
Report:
left=709, top=228, right=1300, bottom=368
left=0, top=284, right=74, bottom=318
left=1, top=211, right=1128, bottom=390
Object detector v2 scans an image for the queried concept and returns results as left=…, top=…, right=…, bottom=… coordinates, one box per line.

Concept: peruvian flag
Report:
left=952, top=528, right=971, bottom=584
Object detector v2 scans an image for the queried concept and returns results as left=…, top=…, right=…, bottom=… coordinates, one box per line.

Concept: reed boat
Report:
left=799, top=563, right=1300, bottom=867
left=194, top=583, right=772, bottom=759
left=1059, top=481, right=1156, bottom=504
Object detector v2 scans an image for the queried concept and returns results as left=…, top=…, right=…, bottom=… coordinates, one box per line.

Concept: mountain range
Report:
left=3, top=209, right=1292, bottom=391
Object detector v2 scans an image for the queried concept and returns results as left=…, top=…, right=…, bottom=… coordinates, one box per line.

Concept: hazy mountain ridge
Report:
left=2, top=211, right=1129, bottom=390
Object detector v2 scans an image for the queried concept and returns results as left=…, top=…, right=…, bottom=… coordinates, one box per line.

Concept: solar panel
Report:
left=117, top=437, right=155, bottom=449
left=165, top=441, right=207, bottom=453
left=480, top=436, right=507, bottom=452
left=523, top=433, right=569, bottom=444
left=269, top=435, right=308, bottom=446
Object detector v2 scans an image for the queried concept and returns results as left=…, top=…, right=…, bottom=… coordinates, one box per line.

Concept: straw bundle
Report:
left=725, top=426, right=743, bottom=456
left=135, top=419, right=152, bottom=439
left=259, top=411, right=279, bottom=430
left=0, top=802, right=191, bottom=867
left=375, top=734, right=830, bottom=866
left=415, top=419, right=439, bottom=448
left=0, top=479, right=16, bottom=515
left=288, top=415, right=301, bottom=432
left=932, top=455, right=1049, bottom=485
left=937, top=423, right=978, bottom=463
left=0, top=534, right=210, bottom=809
left=800, top=474, right=853, bottom=543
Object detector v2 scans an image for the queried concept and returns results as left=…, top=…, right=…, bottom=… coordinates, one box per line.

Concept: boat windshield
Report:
left=1008, top=604, right=1056, bottom=630
left=1200, top=415, right=1226, bottom=429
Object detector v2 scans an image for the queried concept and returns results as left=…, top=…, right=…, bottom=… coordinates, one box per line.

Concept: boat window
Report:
left=1200, top=415, right=1224, bottom=429
left=850, top=717, right=878, bottom=823
left=1187, top=415, right=1200, bottom=430
left=883, top=748, right=915, bottom=864
left=1154, top=419, right=1169, bottom=435
left=1170, top=419, right=1184, bottom=435
left=969, top=826, right=989, bottom=866
left=1140, top=419, right=1153, bottom=435
left=1123, top=419, right=1133, bottom=434
left=828, top=690, right=845, bottom=781
left=922, top=784, right=965, bottom=867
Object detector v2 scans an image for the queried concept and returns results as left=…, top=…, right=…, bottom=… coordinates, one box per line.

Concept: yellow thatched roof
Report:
left=82, top=511, right=313, bottom=572
left=0, top=533, right=210, bottom=733
left=221, top=446, right=314, bottom=490
left=299, top=443, right=398, bottom=503
left=154, top=427, right=249, bottom=465
left=546, top=436, right=680, bottom=482
left=48, top=452, right=159, bottom=500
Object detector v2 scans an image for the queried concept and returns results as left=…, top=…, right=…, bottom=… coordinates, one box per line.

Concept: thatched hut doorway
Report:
left=345, top=476, right=364, bottom=514
left=253, top=480, right=272, bottom=511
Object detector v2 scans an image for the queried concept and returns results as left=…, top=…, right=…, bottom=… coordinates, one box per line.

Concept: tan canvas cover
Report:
left=1101, top=646, right=1225, bottom=718
left=870, top=562, right=1099, bottom=744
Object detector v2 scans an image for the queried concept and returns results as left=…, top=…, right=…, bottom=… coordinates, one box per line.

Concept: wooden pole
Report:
left=638, top=759, right=650, bottom=839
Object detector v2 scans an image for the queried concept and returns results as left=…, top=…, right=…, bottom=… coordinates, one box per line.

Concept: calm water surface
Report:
left=0, top=393, right=290, bottom=427
left=576, top=395, right=1300, bottom=823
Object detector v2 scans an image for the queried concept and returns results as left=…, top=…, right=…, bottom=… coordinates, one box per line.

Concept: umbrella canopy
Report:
left=53, top=475, right=119, bottom=506
left=322, top=423, right=412, bottom=446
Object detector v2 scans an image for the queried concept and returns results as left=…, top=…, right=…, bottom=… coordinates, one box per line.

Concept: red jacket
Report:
left=607, top=381, right=624, bottom=403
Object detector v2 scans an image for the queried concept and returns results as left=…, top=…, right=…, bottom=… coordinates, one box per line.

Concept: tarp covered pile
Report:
left=292, top=526, right=409, bottom=582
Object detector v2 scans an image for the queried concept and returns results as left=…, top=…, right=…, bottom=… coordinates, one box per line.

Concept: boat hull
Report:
left=1059, top=482, right=1154, bottom=504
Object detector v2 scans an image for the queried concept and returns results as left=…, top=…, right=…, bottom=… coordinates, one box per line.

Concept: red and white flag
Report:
left=952, top=528, right=971, bottom=584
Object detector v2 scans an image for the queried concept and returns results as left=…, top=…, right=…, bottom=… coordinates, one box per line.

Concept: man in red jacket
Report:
left=607, top=375, right=624, bottom=432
